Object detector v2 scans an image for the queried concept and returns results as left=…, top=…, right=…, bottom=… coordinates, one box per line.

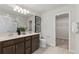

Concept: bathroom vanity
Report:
left=0, top=33, right=39, bottom=54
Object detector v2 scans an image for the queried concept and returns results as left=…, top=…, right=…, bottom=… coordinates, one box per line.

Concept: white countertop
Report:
left=0, top=32, right=39, bottom=41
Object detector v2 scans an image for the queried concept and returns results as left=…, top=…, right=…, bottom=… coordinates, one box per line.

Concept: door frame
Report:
left=54, top=11, right=70, bottom=51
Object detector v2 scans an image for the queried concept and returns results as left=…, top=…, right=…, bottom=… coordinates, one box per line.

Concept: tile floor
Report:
left=33, top=38, right=72, bottom=54
left=33, top=47, right=72, bottom=54
left=56, top=38, right=68, bottom=49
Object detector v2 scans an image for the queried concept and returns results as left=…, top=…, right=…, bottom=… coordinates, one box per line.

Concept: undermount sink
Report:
left=8, top=33, right=18, bottom=37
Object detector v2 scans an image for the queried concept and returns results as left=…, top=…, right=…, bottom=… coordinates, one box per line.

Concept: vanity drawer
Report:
left=25, top=36, right=31, bottom=41
left=2, top=40, right=15, bottom=47
left=25, top=37, right=31, bottom=49
left=32, top=34, right=39, bottom=39
left=14, top=38, right=24, bottom=43
left=25, top=39, right=31, bottom=48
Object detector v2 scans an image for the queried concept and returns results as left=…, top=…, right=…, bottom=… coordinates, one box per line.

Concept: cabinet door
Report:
left=15, top=42, right=24, bottom=54
left=26, top=48, right=31, bottom=54
left=2, top=45, right=15, bottom=54
left=25, top=37, right=31, bottom=54
left=32, top=35, right=39, bottom=52
left=25, top=37, right=31, bottom=49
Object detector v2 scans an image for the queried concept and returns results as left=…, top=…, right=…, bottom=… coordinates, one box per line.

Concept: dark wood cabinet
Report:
left=25, top=37, right=31, bottom=49
left=2, top=45, right=15, bottom=54
left=32, top=34, right=39, bottom=53
left=15, top=42, right=24, bottom=54
left=1, top=40, right=15, bottom=54
left=25, top=48, right=31, bottom=54
left=0, top=34, right=39, bottom=54
left=15, top=38, right=25, bottom=54
left=25, top=36, right=31, bottom=54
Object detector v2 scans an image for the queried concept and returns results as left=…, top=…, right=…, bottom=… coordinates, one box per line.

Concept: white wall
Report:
left=41, top=10, right=55, bottom=47
left=74, top=5, right=79, bottom=53
left=56, top=14, right=69, bottom=40
left=41, top=5, right=76, bottom=53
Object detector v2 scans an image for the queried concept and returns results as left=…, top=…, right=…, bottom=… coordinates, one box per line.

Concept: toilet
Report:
left=40, top=35, right=46, bottom=48
left=40, top=39, right=46, bottom=48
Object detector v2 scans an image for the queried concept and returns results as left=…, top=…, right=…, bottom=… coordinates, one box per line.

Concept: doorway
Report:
left=55, top=13, right=69, bottom=49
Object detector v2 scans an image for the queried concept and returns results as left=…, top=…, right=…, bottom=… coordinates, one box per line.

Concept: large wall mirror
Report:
left=0, top=4, right=31, bottom=35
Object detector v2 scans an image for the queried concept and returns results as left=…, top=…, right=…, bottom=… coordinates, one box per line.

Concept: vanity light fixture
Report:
left=23, top=9, right=27, bottom=14
left=17, top=8, right=21, bottom=13
left=13, top=6, right=20, bottom=11
left=13, top=5, right=30, bottom=15
left=26, top=10, right=30, bottom=14
left=20, top=8, right=24, bottom=14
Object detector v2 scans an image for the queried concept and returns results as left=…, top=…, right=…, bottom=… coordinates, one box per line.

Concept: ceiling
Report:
left=0, top=4, right=71, bottom=17
left=18, top=4, right=69, bottom=14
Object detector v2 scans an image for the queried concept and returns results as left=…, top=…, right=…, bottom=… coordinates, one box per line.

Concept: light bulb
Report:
left=13, top=5, right=30, bottom=15
left=13, top=8, right=17, bottom=11
left=18, top=9, right=21, bottom=13
left=23, top=9, right=27, bottom=14
left=13, top=6, right=20, bottom=11
left=20, top=8, right=23, bottom=14
left=17, top=8, right=23, bottom=13
left=26, top=10, right=30, bottom=14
